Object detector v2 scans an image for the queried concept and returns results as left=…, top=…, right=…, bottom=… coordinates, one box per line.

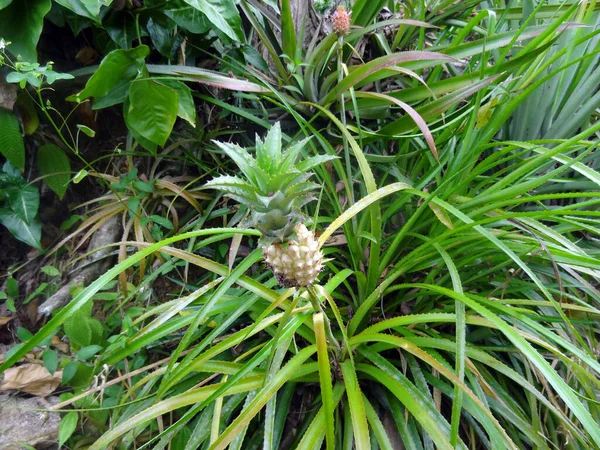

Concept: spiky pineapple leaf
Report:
left=288, top=181, right=321, bottom=195
left=254, top=134, right=271, bottom=174
left=279, top=137, right=312, bottom=173
left=204, top=175, right=261, bottom=207
left=250, top=166, right=272, bottom=194
left=263, top=123, right=282, bottom=171
left=213, top=141, right=258, bottom=185
left=296, top=154, right=338, bottom=173
left=269, top=172, right=308, bottom=192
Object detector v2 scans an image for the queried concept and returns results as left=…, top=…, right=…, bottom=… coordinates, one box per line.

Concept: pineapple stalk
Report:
left=205, top=123, right=336, bottom=288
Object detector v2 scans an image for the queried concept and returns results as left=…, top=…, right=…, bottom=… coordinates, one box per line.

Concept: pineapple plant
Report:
left=205, top=123, right=336, bottom=287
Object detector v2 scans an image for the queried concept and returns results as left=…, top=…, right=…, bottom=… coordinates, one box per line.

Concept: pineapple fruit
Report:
left=205, top=123, right=336, bottom=287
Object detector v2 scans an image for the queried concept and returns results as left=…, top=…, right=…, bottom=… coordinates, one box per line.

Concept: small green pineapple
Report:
left=205, top=123, right=336, bottom=287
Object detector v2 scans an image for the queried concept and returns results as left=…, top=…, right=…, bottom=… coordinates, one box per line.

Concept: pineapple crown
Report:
left=332, top=6, right=351, bottom=36
left=205, top=123, right=337, bottom=243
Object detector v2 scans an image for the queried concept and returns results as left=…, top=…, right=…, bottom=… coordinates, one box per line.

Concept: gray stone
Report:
left=0, top=394, right=60, bottom=450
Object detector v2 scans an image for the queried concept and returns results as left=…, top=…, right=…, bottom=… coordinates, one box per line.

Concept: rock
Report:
left=0, top=394, right=60, bottom=449
left=0, top=82, right=17, bottom=111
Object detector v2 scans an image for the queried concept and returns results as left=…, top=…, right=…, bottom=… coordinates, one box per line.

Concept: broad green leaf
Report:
left=126, top=79, right=178, bottom=147
left=71, top=45, right=150, bottom=107
left=0, top=209, right=42, bottom=249
left=64, top=311, right=92, bottom=347
left=5, top=184, right=39, bottom=225
left=44, top=70, right=74, bottom=85
left=61, top=361, right=78, bottom=384
left=158, top=79, right=196, bottom=126
left=58, top=411, right=78, bottom=447
left=6, top=277, right=18, bottom=297
left=0, top=0, right=52, bottom=61
left=146, top=15, right=178, bottom=59
left=183, top=0, right=243, bottom=42
left=17, top=327, right=33, bottom=341
left=76, top=345, right=103, bottom=361
left=164, top=0, right=210, bottom=33
left=0, top=109, right=25, bottom=170
left=54, top=0, right=112, bottom=22
left=37, top=144, right=71, bottom=199
left=0, top=0, right=13, bottom=9
left=42, top=349, right=58, bottom=375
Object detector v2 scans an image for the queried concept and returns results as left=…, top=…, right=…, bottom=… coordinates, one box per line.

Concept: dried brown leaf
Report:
left=1, top=364, right=63, bottom=396
left=51, top=336, right=70, bottom=353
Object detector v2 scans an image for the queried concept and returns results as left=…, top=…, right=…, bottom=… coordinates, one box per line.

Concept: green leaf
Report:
left=148, top=64, right=269, bottom=93
left=44, top=70, right=74, bottom=85
left=54, top=0, right=111, bottom=22
left=340, top=360, right=370, bottom=449
left=133, top=180, right=154, bottom=193
left=163, top=0, right=210, bottom=34
left=125, top=79, right=178, bottom=147
left=73, top=169, right=88, bottom=183
left=0, top=0, right=13, bottom=9
left=64, top=311, right=92, bottom=347
left=357, top=231, right=377, bottom=243
left=151, top=215, right=174, bottom=230
left=0, top=209, right=42, bottom=249
left=24, top=282, right=47, bottom=304
left=158, top=80, right=196, bottom=126
left=104, top=11, right=141, bottom=49
left=41, top=265, right=60, bottom=277
left=71, top=45, right=149, bottom=107
left=0, top=109, right=25, bottom=170
left=0, top=227, right=262, bottom=373
left=17, top=327, right=33, bottom=341
left=314, top=313, right=335, bottom=450
left=76, top=124, right=95, bottom=137
left=58, top=411, right=78, bottom=447
left=352, top=0, right=388, bottom=27
left=42, top=349, right=59, bottom=375
left=6, top=185, right=39, bottom=225
left=146, top=15, right=178, bottom=59
left=182, top=0, right=243, bottom=42
left=321, top=51, right=454, bottom=106
left=37, top=144, right=71, bottom=199
left=6, top=277, right=18, bottom=297
left=76, top=345, right=103, bottom=361
left=0, top=0, right=52, bottom=61
left=280, top=0, right=296, bottom=60
left=61, top=361, right=78, bottom=384
left=5, top=342, right=23, bottom=360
